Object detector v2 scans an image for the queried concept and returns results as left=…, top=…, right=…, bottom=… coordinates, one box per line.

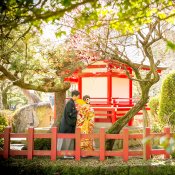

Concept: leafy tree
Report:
left=0, top=0, right=99, bottom=124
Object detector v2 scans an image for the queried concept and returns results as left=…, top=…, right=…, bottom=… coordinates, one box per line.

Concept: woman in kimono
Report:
left=76, top=95, right=95, bottom=151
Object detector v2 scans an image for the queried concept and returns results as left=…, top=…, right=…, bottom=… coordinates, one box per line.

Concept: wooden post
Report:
left=27, top=127, right=34, bottom=160
left=99, top=128, right=105, bottom=161
left=51, top=127, right=57, bottom=161
left=129, top=68, right=132, bottom=105
left=164, top=127, right=170, bottom=159
left=3, top=126, right=11, bottom=159
left=75, top=128, right=81, bottom=161
left=107, top=74, right=112, bottom=105
left=145, top=127, right=151, bottom=160
left=123, top=128, right=129, bottom=162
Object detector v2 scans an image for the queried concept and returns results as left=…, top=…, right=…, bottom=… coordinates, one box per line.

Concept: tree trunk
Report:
left=2, top=86, right=11, bottom=109
left=143, top=106, right=149, bottom=128
left=106, top=96, right=149, bottom=150
left=53, top=90, right=66, bottom=127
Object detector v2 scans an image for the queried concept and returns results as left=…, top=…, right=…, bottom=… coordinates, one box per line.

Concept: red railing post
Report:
left=113, top=99, right=116, bottom=107
left=123, top=128, right=129, bottom=162
left=75, top=127, right=81, bottom=161
left=111, top=109, right=116, bottom=124
left=3, top=126, right=11, bottom=159
left=164, top=127, right=170, bottom=159
left=27, top=127, right=34, bottom=160
left=100, top=128, right=105, bottom=161
left=51, top=127, right=57, bottom=161
left=145, top=127, right=151, bottom=160
left=111, top=110, right=115, bottom=124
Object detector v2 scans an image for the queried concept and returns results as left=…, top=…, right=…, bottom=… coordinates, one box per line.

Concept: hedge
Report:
left=1, top=157, right=175, bottom=175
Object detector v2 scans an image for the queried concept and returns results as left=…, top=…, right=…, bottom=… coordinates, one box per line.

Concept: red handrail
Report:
left=0, top=126, right=171, bottom=162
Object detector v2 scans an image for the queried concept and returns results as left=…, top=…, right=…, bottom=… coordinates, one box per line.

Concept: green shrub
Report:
left=0, top=115, right=8, bottom=147
left=151, top=122, right=163, bottom=133
left=2, top=157, right=175, bottom=175
left=22, top=138, right=51, bottom=150
left=148, top=96, right=159, bottom=118
left=34, top=138, right=51, bottom=150
left=159, top=71, right=175, bottom=126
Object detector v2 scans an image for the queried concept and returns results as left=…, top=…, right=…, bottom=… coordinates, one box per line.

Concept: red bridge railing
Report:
left=0, top=127, right=171, bottom=162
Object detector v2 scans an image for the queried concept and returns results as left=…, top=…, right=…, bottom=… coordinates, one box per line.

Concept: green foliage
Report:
left=22, top=138, right=51, bottom=150
left=148, top=96, right=159, bottom=117
left=171, top=151, right=175, bottom=159
left=167, top=40, right=175, bottom=50
left=112, top=0, right=175, bottom=34
left=0, top=115, right=7, bottom=133
left=5, top=87, right=28, bottom=110
left=34, top=138, right=51, bottom=150
left=159, top=71, right=175, bottom=126
left=151, top=122, right=163, bottom=133
left=0, top=115, right=8, bottom=147
left=148, top=96, right=163, bottom=132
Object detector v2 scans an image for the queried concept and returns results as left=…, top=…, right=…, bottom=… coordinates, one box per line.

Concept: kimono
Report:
left=76, top=104, right=95, bottom=151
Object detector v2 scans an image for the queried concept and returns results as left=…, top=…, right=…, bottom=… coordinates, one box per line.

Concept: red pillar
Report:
left=75, top=128, right=81, bottom=160
left=128, top=68, right=133, bottom=126
left=78, top=77, right=82, bottom=99
left=51, top=127, right=57, bottom=161
left=54, top=93, right=56, bottom=121
left=164, top=127, right=170, bottom=159
left=145, top=127, right=151, bottom=160
left=123, top=128, right=129, bottom=162
left=27, top=127, right=34, bottom=160
left=129, top=69, right=132, bottom=105
left=3, top=127, right=11, bottom=159
left=99, top=128, right=105, bottom=161
left=107, top=73, right=112, bottom=105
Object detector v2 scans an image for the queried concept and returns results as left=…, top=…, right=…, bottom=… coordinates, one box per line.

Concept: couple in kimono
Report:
left=57, top=90, right=95, bottom=158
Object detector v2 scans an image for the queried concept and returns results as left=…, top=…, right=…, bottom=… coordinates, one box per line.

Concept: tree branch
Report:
left=0, top=65, right=70, bottom=92
left=23, top=0, right=97, bottom=24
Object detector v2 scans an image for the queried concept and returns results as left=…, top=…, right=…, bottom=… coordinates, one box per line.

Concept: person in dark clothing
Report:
left=59, top=90, right=80, bottom=133
left=57, top=90, right=80, bottom=158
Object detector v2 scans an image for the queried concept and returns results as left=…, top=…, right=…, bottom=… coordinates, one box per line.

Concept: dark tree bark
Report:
left=53, top=90, right=66, bottom=127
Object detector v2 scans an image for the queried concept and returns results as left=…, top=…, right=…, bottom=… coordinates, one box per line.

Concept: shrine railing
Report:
left=0, top=127, right=171, bottom=162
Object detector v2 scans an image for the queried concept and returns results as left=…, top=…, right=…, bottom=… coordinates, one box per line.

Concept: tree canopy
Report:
left=0, top=0, right=99, bottom=91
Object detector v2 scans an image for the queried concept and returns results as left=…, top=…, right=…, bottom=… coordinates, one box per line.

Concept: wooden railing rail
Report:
left=0, top=126, right=172, bottom=162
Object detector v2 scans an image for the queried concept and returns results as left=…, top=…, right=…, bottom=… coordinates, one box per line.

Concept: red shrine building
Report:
left=62, top=60, right=166, bottom=126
